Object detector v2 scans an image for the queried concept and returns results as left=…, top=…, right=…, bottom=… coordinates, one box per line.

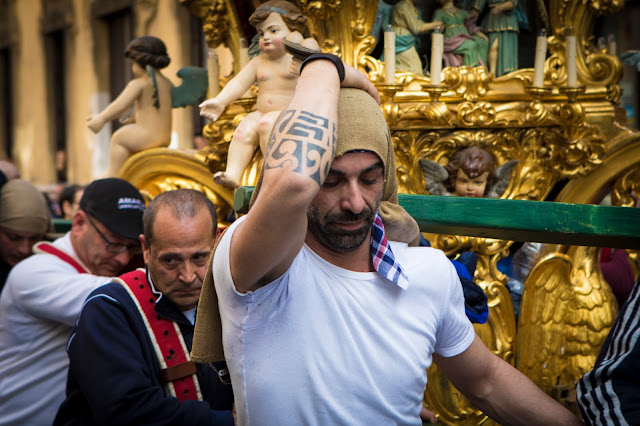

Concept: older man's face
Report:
left=0, top=226, right=44, bottom=266
left=141, top=207, right=216, bottom=311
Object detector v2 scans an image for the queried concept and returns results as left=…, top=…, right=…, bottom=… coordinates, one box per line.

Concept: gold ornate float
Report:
left=119, top=0, right=640, bottom=424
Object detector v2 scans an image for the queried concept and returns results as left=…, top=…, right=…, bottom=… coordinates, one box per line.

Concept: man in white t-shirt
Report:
left=193, top=43, right=581, bottom=425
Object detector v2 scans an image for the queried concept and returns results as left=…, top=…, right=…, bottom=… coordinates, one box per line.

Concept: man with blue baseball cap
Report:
left=0, top=178, right=145, bottom=425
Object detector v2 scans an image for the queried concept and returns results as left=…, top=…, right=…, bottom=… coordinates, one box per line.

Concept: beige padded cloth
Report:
left=0, top=179, right=51, bottom=234
left=192, top=233, right=227, bottom=363
left=192, top=88, right=420, bottom=363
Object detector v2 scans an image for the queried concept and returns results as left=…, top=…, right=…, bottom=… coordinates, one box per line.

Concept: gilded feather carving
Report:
left=515, top=246, right=618, bottom=395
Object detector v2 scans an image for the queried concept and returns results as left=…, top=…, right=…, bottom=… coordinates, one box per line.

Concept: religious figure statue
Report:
left=199, top=0, right=315, bottom=189
left=433, top=0, right=488, bottom=68
left=87, top=36, right=207, bottom=177
left=621, top=50, right=640, bottom=71
left=472, top=0, right=519, bottom=76
left=419, top=145, right=518, bottom=198
left=389, top=0, right=443, bottom=75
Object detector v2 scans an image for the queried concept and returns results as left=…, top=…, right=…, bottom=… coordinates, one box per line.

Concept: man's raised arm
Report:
left=228, top=56, right=377, bottom=293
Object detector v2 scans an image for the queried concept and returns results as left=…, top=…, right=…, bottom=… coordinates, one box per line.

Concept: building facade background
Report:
left=0, top=0, right=209, bottom=185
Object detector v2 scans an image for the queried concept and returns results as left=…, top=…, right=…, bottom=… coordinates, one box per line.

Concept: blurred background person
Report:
left=0, top=160, right=20, bottom=187
left=0, top=179, right=52, bottom=292
left=59, top=184, right=85, bottom=221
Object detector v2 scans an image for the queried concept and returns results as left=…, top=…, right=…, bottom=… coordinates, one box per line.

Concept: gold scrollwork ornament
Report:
left=296, top=0, right=344, bottom=20
left=444, top=67, right=491, bottom=102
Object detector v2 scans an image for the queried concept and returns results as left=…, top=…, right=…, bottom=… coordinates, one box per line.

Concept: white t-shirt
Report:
left=0, top=233, right=114, bottom=425
left=214, top=216, right=475, bottom=425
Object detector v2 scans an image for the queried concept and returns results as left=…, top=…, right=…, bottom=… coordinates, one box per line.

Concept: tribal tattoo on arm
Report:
left=264, top=109, right=337, bottom=186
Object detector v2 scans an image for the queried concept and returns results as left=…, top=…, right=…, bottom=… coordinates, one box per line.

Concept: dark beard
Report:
left=307, top=206, right=376, bottom=252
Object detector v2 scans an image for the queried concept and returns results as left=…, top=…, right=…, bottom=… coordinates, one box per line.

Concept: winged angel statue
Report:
left=87, top=36, right=208, bottom=177
left=419, top=146, right=518, bottom=198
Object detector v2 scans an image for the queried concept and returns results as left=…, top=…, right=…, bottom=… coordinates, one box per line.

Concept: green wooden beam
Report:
left=233, top=187, right=640, bottom=248
left=399, top=194, right=640, bottom=248
left=53, top=218, right=72, bottom=234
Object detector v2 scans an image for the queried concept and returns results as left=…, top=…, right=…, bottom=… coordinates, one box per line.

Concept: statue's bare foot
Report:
left=214, top=172, right=240, bottom=189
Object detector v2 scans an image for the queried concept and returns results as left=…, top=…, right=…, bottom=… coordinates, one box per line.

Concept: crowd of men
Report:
left=0, top=172, right=235, bottom=425
left=0, top=38, right=637, bottom=426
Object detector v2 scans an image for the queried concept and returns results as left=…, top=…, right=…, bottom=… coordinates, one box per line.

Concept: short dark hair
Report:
left=59, top=184, right=83, bottom=218
left=143, top=189, right=217, bottom=245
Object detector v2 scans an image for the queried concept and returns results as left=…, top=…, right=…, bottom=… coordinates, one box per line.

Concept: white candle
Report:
left=532, top=30, right=547, bottom=87
left=566, top=34, right=578, bottom=87
left=384, top=25, right=396, bottom=83
left=207, top=48, right=220, bottom=98
left=607, top=34, right=617, bottom=55
left=430, top=27, right=444, bottom=85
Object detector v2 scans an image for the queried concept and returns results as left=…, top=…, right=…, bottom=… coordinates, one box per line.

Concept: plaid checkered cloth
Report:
left=371, top=212, right=409, bottom=290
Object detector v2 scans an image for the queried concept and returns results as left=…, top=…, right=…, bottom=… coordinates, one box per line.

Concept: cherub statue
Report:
left=621, top=50, right=640, bottom=71
left=87, top=36, right=207, bottom=177
left=419, top=145, right=518, bottom=198
left=199, top=0, right=314, bottom=189
left=421, top=146, right=518, bottom=318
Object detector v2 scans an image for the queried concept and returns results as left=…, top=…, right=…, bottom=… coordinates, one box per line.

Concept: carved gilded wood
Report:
left=119, top=0, right=640, bottom=423
left=516, top=245, right=618, bottom=395
left=119, top=148, right=235, bottom=224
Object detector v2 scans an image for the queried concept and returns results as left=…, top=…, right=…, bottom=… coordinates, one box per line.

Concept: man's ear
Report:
left=140, top=234, right=151, bottom=264
left=71, top=210, right=87, bottom=235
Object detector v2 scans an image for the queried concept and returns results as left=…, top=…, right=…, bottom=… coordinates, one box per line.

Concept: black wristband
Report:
left=299, top=53, right=345, bottom=83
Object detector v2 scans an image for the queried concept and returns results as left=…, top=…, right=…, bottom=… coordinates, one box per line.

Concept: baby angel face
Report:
left=256, top=12, right=292, bottom=56
left=454, top=169, right=489, bottom=198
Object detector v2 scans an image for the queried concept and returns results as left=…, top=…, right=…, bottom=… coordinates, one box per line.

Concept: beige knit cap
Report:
left=192, top=88, right=419, bottom=364
left=250, top=88, right=420, bottom=245
left=0, top=179, right=51, bottom=234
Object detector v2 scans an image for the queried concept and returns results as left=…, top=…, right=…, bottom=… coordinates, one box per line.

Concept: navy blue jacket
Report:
left=54, top=272, right=234, bottom=426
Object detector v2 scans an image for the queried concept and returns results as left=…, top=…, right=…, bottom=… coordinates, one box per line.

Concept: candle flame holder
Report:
left=559, top=86, right=586, bottom=103
left=422, top=84, right=448, bottom=103
left=374, top=83, right=404, bottom=103
left=233, top=96, right=257, bottom=113
left=526, top=85, right=552, bottom=101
